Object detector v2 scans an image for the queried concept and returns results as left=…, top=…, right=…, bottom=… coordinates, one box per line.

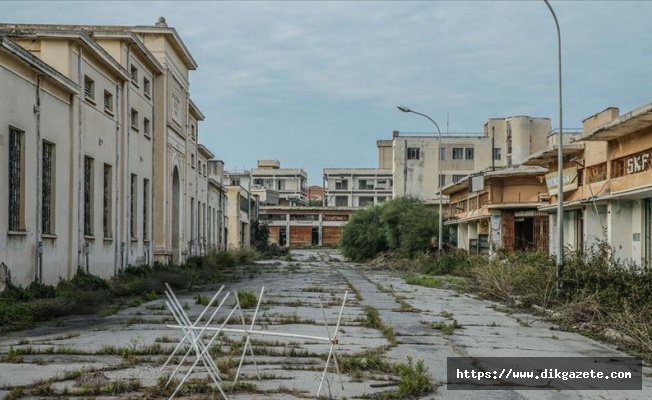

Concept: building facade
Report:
left=389, top=116, right=551, bottom=202
left=0, top=20, right=226, bottom=287
left=251, top=160, right=308, bottom=206
left=533, top=105, right=652, bottom=266
left=442, top=166, right=550, bottom=254
left=322, top=168, right=392, bottom=207
left=260, top=206, right=354, bottom=247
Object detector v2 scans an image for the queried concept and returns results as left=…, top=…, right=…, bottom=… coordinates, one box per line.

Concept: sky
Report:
left=4, top=1, right=652, bottom=184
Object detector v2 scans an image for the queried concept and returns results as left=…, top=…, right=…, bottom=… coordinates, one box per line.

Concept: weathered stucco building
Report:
left=260, top=206, right=354, bottom=248
left=533, top=104, right=652, bottom=265
left=322, top=168, right=393, bottom=207
left=442, top=166, right=549, bottom=253
left=0, top=20, right=228, bottom=287
left=388, top=116, right=551, bottom=203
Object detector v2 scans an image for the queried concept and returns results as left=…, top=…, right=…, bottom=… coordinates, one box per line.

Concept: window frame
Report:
left=407, top=147, right=420, bottom=160
left=83, top=75, right=95, bottom=103
left=8, top=127, right=25, bottom=232
left=42, top=141, right=55, bottom=235
left=130, top=65, right=139, bottom=87
left=84, top=156, right=94, bottom=236
left=103, top=90, right=114, bottom=114
left=103, top=164, right=112, bottom=239
left=452, top=147, right=463, bottom=160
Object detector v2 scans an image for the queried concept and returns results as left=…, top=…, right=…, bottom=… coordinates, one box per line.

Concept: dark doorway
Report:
left=514, top=217, right=534, bottom=250
left=279, top=227, right=287, bottom=247
left=312, top=227, right=319, bottom=246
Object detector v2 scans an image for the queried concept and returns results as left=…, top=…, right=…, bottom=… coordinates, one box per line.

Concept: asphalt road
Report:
left=0, top=249, right=649, bottom=399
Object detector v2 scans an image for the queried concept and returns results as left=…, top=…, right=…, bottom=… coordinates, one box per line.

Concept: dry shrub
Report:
left=471, top=251, right=556, bottom=308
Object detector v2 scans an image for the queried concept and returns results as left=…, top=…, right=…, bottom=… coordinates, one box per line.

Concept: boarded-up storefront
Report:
left=322, top=226, right=342, bottom=246
left=290, top=226, right=312, bottom=247
left=268, top=226, right=280, bottom=245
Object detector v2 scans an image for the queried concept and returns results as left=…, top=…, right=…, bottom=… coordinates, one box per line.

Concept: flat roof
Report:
left=577, top=102, right=652, bottom=142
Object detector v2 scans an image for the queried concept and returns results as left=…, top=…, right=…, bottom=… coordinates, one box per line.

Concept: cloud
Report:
left=4, top=1, right=652, bottom=183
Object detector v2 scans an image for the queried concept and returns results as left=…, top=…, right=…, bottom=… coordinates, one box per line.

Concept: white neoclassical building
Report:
left=0, top=19, right=228, bottom=288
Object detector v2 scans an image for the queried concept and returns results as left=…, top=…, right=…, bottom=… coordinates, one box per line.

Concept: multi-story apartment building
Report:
left=225, top=159, right=309, bottom=206
left=322, top=168, right=393, bottom=207
left=252, top=160, right=308, bottom=206
left=0, top=19, right=226, bottom=287
left=386, top=116, right=551, bottom=202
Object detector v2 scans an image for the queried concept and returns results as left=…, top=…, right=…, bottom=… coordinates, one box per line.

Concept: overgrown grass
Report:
left=363, top=306, right=396, bottom=345
left=368, top=240, right=652, bottom=360
left=405, top=274, right=441, bottom=288
left=236, top=290, right=259, bottom=308
left=0, top=249, right=258, bottom=332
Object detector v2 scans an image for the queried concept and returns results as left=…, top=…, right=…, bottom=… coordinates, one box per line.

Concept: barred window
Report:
left=143, top=77, right=151, bottom=98
left=131, top=108, right=139, bottom=130
left=103, top=90, right=113, bottom=113
left=84, top=76, right=95, bottom=101
left=84, top=156, right=94, bottom=236
left=130, top=174, right=137, bottom=239
left=453, top=148, right=463, bottom=159
left=465, top=148, right=474, bottom=160
left=143, top=178, right=149, bottom=240
left=103, top=164, right=112, bottom=238
left=130, top=65, right=139, bottom=86
left=143, top=118, right=150, bottom=136
left=42, top=141, right=55, bottom=234
left=8, top=127, right=24, bottom=231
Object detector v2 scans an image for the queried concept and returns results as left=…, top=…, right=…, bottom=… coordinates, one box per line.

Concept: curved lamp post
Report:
left=396, top=105, right=443, bottom=256
left=544, top=0, right=564, bottom=287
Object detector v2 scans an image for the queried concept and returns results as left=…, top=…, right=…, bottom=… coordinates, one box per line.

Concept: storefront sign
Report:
left=626, top=152, right=650, bottom=174
left=545, top=166, right=578, bottom=196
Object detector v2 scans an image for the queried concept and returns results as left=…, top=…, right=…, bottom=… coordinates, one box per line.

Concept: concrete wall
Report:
left=0, top=48, right=76, bottom=286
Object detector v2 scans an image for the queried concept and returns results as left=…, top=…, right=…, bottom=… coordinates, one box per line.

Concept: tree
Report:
left=250, top=220, right=270, bottom=253
left=340, top=205, right=388, bottom=261
left=340, top=198, right=440, bottom=260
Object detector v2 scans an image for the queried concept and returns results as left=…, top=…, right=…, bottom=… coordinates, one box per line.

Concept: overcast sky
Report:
left=5, top=1, right=652, bottom=184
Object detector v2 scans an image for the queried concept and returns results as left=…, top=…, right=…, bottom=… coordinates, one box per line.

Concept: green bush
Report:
left=395, top=356, right=433, bottom=397
left=341, top=205, right=388, bottom=261
left=236, top=290, right=258, bottom=308
left=380, top=198, right=439, bottom=258
left=340, top=198, right=441, bottom=261
left=205, top=249, right=236, bottom=269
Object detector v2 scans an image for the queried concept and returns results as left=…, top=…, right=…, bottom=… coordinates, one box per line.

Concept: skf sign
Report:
left=626, top=152, right=650, bottom=174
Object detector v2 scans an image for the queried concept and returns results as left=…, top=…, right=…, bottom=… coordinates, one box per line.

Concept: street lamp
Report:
left=544, top=0, right=564, bottom=287
left=396, top=105, right=444, bottom=256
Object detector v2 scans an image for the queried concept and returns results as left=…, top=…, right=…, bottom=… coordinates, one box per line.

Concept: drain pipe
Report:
left=77, top=46, right=84, bottom=272
left=125, top=46, right=132, bottom=268
left=114, top=80, right=121, bottom=276
left=34, top=75, right=43, bottom=282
